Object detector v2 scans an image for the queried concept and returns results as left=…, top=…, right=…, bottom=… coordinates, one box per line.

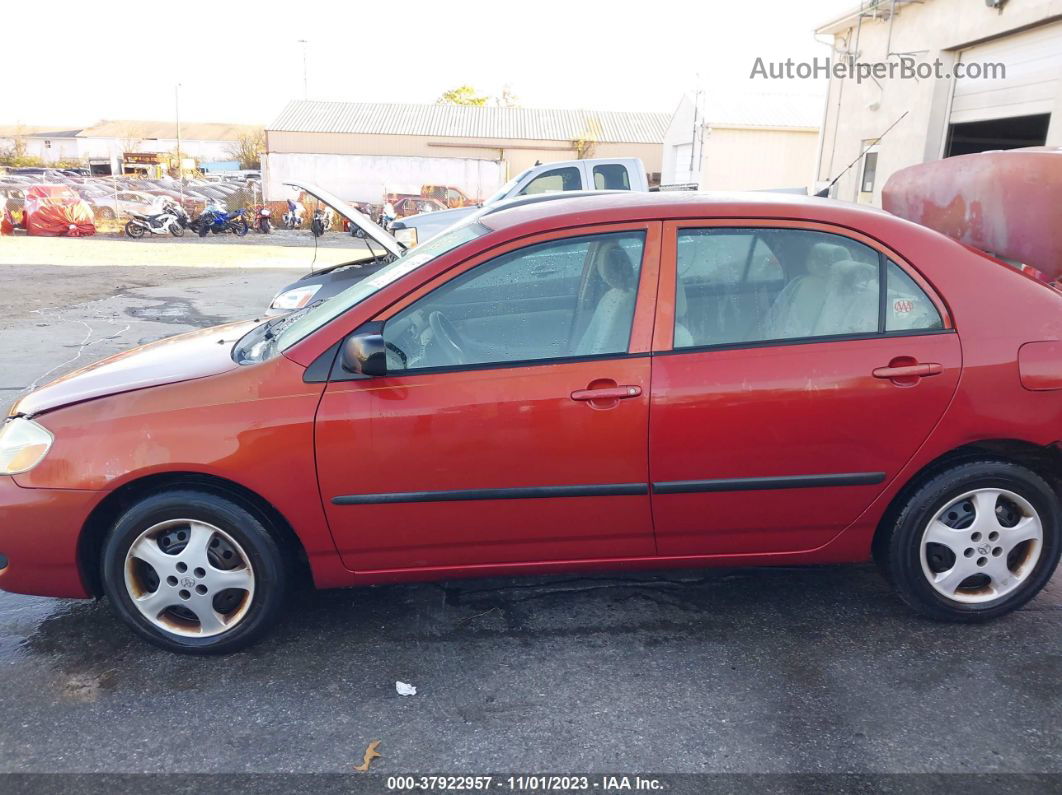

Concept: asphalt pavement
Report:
left=0, top=251, right=1059, bottom=783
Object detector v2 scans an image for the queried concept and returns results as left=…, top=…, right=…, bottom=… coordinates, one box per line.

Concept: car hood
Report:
left=395, top=205, right=476, bottom=228
left=9, top=320, right=259, bottom=417
left=284, top=181, right=405, bottom=259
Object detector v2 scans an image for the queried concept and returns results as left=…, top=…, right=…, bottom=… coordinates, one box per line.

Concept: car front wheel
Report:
left=101, top=489, right=287, bottom=654
left=880, top=460, right=1061, bottom=621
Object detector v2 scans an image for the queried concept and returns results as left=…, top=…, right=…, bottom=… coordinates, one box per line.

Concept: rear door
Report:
left=649, top=220, right=961, bottom=555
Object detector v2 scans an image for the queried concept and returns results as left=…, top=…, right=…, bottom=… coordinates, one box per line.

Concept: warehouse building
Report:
left=263, top=100, right=669, bottom=204
left=815, top=0, right=1062, bottom=206
left=661, top=93, right=821, bottom=192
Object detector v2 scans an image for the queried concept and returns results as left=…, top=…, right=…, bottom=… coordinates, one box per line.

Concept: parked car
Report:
left=390, top=157, right=649, bottom=247
left=2, top=192, right=1062, bottom=653
left=79, top=189, right=155, bottom=220
left=392, top=196, right=447, bottom=218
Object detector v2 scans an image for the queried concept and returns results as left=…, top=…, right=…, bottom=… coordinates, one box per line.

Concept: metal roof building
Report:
left=270, top=101, right=670, bottom=144
left=264, top=100, right=669, bottom=204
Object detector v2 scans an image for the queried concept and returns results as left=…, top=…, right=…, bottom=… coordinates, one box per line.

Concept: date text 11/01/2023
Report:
left=385, top=775, right=665, bottom=791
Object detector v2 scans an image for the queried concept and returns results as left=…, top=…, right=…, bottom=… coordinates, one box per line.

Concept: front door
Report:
left=649, top=221, right=962, bottom=555
left=316, top=223, right=661, bottom=572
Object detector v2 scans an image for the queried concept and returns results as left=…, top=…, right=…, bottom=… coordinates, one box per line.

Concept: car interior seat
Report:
left=575, top=244, right=638, bottom=355
left=761, top=242, right=851, bottom=339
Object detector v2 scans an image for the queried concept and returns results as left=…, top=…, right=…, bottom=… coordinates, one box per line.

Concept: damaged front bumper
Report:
left=0, top=475, right=98, bottom=599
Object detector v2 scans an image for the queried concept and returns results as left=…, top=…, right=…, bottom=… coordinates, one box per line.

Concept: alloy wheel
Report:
left=123, top=519, right=255, bottom=637
left=920, top=488, right=1043, bottom=604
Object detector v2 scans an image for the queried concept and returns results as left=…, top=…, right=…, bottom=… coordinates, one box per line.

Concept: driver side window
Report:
left=383, top=231, right=646, bottom=372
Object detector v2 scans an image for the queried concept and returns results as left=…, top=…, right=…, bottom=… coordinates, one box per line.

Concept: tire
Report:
left=169, top=221, right=185, bottom=238
left=198, top=221, right=211, bottom=238
left=878, top=460, right=1061, bottom=622
left=100, top=489, right=288, bottom=654
left=259, top=219, right=271, bottom=234
left=232, top=220, right=249, bottom=237
left=125, top=221, right=145, bottom=239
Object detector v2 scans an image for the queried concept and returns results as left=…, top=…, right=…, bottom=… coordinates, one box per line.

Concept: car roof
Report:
left=478, top=190, right=896, bottom=233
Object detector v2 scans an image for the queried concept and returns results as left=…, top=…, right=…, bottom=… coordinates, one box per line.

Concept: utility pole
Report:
left=298, top=40, right=309, bottom=99
left=175, top=82, right=184, bottom=204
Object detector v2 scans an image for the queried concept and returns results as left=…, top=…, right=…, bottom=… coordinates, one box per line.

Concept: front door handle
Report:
left=571, top=385, right=642, bottom=401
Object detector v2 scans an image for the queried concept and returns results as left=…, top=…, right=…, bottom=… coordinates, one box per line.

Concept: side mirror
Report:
left=340, top=333, right=387, bottom=377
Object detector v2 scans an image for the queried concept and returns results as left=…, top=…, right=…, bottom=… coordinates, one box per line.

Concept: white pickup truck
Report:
left=390, top=157, right=648, bottom=247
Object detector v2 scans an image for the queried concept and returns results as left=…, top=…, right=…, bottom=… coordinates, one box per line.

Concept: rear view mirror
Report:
left=340, top=333, right=387, bottom=377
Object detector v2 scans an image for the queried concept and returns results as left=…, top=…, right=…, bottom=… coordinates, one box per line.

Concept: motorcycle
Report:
left=283, top=199, right=304, bottom=229
left=310, top=206, right=331, bottom=237
left=125, top=201, right=188, bottom=238
left=253, top=205, right=272, bottom=234
left=195, top=203, right=249, bottom=237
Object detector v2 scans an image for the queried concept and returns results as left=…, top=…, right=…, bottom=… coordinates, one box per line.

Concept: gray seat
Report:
left=761, top=242, right=850, bottom=339
left=575, top=245, right=638, bottom=355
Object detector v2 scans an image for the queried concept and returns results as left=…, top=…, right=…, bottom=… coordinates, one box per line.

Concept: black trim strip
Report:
left=653, top=473, right=886, bottom=494
left=660, top=328, right=955, bottom=357
left=333, top=483, right=649, bottom=505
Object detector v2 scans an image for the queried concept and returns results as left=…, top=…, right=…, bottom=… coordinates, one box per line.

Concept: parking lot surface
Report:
left=0, top=244, right=1059, bottom=777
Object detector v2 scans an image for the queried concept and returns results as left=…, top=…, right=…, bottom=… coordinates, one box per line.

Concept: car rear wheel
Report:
left=101, top=489, right=287, bottom=654
left=880, top=460, right=1061, bottom=621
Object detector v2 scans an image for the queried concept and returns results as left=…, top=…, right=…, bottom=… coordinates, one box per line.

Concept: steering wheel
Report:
left=428, top=310, right=465, bottom=365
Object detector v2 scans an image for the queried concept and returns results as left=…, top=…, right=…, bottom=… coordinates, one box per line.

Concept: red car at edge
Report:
left=1, top=192, right=1060, bottom=653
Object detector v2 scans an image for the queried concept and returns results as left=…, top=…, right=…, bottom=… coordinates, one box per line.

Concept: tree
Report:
left=226, top=130, right=266, bottom=170
left=572, top=117, right=602, bottom=160
left=436, top=85, right=489, bottom=106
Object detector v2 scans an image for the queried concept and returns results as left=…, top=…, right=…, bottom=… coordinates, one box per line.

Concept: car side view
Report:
left=1, top=192, right=1060, bottom=653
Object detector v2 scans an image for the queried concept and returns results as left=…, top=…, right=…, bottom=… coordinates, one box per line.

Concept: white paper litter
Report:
left=395, top=681, right=417, bottom=696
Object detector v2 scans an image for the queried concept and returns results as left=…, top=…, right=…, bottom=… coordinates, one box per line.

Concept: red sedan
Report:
left=1, top=192, right=1060, bottom=653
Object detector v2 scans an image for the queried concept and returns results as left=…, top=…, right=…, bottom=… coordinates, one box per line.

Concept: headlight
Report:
left=394, top=227, right=418, bottom=248
left=0, top=418, right=54, bottom=475
left=271, top=285, right=321, bottom=310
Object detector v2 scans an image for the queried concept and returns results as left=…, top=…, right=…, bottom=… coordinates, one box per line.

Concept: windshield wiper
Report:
left=263, top=299, right=326, bottom=341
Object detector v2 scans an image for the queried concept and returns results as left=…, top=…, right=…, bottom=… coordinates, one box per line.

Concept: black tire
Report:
left=232, top=220, right=249, bottom=237
left=101, top=489, right=288, bottom=654
left=124, top=220, right=145, bottom=239
left=169, top=221, right=185, bottom=238
left=878, top=460, right=1061, bottom=622
left=198, top=221, right=211, bottom=237
left=259, top=219, right=271, bottom=234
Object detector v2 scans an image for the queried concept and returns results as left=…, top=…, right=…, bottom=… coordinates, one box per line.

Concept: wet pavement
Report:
left=0, top=256, right=1059, bottom=777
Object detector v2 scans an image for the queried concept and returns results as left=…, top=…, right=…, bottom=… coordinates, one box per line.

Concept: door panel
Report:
left=649, top=334, right=960, bottom=554
left=316, top=223, right=662, bottom=572
left=317, top=357, right=654, bottom=570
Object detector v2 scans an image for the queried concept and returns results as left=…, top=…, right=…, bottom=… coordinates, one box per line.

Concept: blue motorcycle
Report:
left=194, top=203, right=249, bottom=237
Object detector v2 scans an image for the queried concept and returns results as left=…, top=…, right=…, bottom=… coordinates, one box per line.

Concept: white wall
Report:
left=262, top=152, right=506, bottom=204
left=817, top=0, right=1062, bottom=206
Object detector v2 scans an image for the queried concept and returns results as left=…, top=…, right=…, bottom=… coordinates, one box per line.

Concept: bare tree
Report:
left=225, top=130, right=266, bottom=170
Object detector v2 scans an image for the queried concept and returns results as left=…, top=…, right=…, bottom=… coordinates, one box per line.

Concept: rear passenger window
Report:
left=593, top=164, right=631, bottom=191
left=674, top=228, right=881, bottom=348
left=885, top=260, right=943, bottom=331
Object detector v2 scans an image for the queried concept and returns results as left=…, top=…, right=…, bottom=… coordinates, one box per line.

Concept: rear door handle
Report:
left=873, top=363, right=943, bottom=379
left=571, top=385, right=642, bottom=401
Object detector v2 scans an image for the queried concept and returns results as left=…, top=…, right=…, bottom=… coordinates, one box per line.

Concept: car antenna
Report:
left=815, top=111, right=908, bottom=198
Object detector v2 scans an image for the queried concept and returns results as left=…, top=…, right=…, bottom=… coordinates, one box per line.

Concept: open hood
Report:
left=283, top=181, right=404, bottom=259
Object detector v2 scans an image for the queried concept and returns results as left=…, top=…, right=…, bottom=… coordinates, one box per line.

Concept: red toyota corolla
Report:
left=1, top=192, right=1060, bottom=653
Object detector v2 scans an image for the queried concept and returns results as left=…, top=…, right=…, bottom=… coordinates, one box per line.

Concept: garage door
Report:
left=950, top=20, right=1062, bottom=124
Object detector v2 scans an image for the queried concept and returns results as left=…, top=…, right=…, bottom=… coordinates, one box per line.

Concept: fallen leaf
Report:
left=353, top=739, right=381, bottom=772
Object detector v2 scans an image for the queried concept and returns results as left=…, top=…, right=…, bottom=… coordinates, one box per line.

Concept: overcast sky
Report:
left=6, top=0, right=854, bottom=127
